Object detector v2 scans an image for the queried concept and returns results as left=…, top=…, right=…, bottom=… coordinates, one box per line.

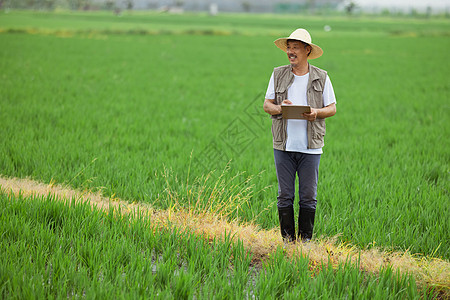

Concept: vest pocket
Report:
left=309, top=81, right=324, bottom=109
left=275, top=93, right=284, bottom=105
left=312, top=80, right=323, bottom=92
left=271, top=118, right=284, bottom=143
left=311, top=119, right=326, bottom=147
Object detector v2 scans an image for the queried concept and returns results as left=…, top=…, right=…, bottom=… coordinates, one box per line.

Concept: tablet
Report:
left=281, top=105, right=311, bottom=119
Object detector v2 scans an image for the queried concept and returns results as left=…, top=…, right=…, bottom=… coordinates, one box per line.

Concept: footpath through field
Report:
left=1, top=176, right=449, bottom=296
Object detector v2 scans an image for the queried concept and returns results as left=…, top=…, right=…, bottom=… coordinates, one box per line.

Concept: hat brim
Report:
left=274, top=38, right=323, bottom=60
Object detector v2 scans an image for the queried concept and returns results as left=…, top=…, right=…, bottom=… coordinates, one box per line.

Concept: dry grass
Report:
left=0, top=175, right=448, bottom=296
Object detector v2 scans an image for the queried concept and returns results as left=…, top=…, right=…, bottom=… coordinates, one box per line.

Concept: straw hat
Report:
left=274, top=28, right=323, bottom=59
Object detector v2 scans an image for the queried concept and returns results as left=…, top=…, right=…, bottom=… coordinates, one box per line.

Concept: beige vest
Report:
left=271, top=64, right=327, bottom=151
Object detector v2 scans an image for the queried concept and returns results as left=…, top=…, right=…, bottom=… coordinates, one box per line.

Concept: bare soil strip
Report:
left=1, top=176, right=448, bottom=295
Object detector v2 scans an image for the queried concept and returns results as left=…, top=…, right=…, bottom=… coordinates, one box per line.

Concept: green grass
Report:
left=0, top=191, right=429, bottom=299
left=1, top=10, right=449, bottom=36
left=0, top=10, right=449, bottom=261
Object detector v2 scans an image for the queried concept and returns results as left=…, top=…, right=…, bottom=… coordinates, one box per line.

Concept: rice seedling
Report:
left=1, top=176, right=448, bottom=297
left=1, top=191, right=438, bottom=298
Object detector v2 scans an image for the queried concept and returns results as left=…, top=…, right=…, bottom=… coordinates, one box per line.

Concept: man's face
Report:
left=286, top=40, right=310, bottom=66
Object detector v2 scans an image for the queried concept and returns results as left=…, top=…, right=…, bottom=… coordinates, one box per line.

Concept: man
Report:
left=263, top=28, right=336, bottom=243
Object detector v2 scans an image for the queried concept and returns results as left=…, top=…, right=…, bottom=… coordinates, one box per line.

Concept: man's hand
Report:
left=264, top=98, right=292, bottom=115
left=303, top=103, right=336, bottom=121
left=302, top=108, right=318, bottom=121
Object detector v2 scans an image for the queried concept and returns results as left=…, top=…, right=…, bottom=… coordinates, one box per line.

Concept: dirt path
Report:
left=0, top=176, right=448, bottom=295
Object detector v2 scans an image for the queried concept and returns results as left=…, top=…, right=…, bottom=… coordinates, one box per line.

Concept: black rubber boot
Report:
left=278, top=206, right=296, bottom=243
left=298, top=207, right=316, bottom=242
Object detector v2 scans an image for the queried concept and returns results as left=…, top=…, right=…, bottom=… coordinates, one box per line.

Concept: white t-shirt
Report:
left=265, top=71, right=336, bottom=154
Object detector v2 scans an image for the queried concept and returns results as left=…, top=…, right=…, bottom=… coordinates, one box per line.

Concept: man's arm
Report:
left=303, top=103, right=336, bottom=121
left=263, top=99, right=292, bottom=115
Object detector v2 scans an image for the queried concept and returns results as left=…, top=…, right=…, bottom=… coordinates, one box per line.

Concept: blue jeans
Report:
left=274, top=149, right=321, bottom=210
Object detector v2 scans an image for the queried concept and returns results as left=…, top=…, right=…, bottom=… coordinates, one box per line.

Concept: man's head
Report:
left=274, top=28, right=323, bottom=60
left=286, top=39, right=312, bottom=67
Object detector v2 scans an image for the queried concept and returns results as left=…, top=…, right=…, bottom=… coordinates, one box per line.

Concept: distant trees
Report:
left=345, top=1, right=356, bottom=15
left=2, top=0, right=94, bottom=10
left=69, top=0, right=93, bottom=10
left=125, top=0, right=133, bottom=10
left=241, top=1, right=250, bottom=12
left=4, top=0, right=58, bottom=9
left=0, top=0, right=125, bottom=10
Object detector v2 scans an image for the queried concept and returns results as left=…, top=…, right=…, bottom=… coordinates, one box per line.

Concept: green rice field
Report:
left=1, top=192, right=425, bottom=298
left=0, top=10, right=449, bottom=298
